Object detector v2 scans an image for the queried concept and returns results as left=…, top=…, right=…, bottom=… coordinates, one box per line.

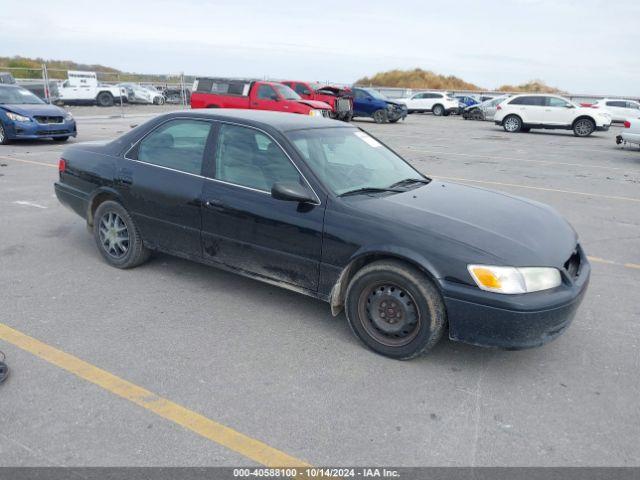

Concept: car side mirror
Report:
left=271, top=95, right=280, bottom=101
left=565, top=104, right=575, bottom=108
left=271, top=182, right=315, bottom=204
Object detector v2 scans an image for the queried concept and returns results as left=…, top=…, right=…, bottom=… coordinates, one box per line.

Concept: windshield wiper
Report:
left=388, top=178, right=431, bottom=189
left=338, top=187, right=405, bottom=197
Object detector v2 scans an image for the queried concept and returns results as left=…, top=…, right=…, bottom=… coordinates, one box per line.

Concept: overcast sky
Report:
left=1, top=0, right=638, bottom=95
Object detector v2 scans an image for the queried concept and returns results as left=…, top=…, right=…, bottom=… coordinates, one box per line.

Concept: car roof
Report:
left=162, top=108, right=353, bottom=132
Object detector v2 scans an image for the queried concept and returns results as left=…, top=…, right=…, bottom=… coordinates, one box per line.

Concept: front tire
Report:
left=93, top=200, right=150, bottom=269
left=503, top=114, right=522, bottom=133
left=53, top=136, right=69, bottom=142
left=432, top=104, right=444, bottom=116
left=573, top=118, right=595, bottom=137
left=372, top=109, right=388, bottom=123
left=0, top=123, right=10, bottom=145
left=345, top=260, right=446, bottom=360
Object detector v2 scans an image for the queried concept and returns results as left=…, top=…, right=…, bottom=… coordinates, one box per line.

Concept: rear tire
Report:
left=432, top=104, right=444, bottom=116
left=93, top=200, right=150, bottom=269
left=345, top=260, right=446, bottom=360
left=373, top=109, right=388, bottom=124
left=573, top=118, right=595, bottom=137
left=503, top=114, right=522, bottom=133
left=96, top=91, right=114, bottom=107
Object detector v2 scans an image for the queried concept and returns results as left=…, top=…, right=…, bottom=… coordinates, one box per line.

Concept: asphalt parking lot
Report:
left=1, top=107, right=639, bottom=467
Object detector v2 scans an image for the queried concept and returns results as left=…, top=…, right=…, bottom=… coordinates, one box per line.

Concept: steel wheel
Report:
left=503, top=115, right=522, bottom=132
left=357, top=282, right=421, bottom=347
left=98, top=211, right=129, bottom=259
left=574, top=118, right=594, bottom=137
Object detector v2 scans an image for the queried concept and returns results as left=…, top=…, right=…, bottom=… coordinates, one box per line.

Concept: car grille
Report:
left=321, top=109, right=331, bottom=118
left=34, top=116, right=64, bottom=124
left=564, top=248, right=581, bottom=279
left=36, top=129, right=70, bottom=135
left=335, top=98, right=352, bottom=112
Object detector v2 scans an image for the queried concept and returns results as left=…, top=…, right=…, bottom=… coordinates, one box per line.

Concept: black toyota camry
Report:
left=54, top=109, right=590, bottom=359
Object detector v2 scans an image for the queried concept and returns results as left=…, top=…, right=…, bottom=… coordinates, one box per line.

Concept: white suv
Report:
left=592, top=98, right=640, bottom=123
left=494, top=94, right=612, bottom=137
left=397, top=92, right=459, bottom=116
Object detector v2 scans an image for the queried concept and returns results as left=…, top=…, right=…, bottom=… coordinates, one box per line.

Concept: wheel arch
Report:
left=329, top=247, right=442, bottom=316
left=572, top=115, right=596, bottom=127
left=86, top=187, right=125, bottom=227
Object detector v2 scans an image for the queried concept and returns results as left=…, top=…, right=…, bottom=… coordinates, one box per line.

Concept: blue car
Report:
left=352, top=87, right=407, bottom=123
left=0, top=84, right=77, bottom=145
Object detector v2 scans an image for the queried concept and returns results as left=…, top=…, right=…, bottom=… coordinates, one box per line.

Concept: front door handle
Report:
left=204, top=199, right=226, bottom=210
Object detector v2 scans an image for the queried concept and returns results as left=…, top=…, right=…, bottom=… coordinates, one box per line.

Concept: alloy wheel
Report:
left=98, top=211, right=130, bottom=258
left=504, top=116, right=520, bottom=132
left=574, top=119, right=594, bottom=136
left=0, top=124, right=5, bottom=143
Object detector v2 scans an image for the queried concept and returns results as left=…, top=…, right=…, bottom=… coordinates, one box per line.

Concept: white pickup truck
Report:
left=57, top=71, right=125, bottom=107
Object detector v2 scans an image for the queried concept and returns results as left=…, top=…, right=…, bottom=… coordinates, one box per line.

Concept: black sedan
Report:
left=55, top=109, right=590, bottom=359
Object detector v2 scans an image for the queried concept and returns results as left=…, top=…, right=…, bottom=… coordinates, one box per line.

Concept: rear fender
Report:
left=86, top=187, right=125, bottom=227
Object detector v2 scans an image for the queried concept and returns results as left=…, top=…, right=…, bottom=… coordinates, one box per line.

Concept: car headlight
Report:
left=6, top=112, right=31, bottom=122
left=309, top=109, right=325, bottom=117
left=64, top=112, right=74, bottom=121
left=467, top=265, right=562, bottom=294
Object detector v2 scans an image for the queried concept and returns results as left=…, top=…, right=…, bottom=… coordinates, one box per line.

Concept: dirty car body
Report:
left=54, top=109, right=589, bottom=357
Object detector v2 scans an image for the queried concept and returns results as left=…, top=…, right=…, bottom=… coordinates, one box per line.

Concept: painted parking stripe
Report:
left=588, top=256, right=640, bottom=270
left=434, top=175, right=640, bottom=203
left=0, top=155, right=57, bottom=168
left=400, top=146, right=627, bottom=171
left=0, top=323, right=310, bottom=467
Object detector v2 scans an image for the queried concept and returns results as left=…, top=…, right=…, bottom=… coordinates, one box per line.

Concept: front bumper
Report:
left=5, top=119, right=77, bottom=139
left=442, top=255, right=590, bottom=349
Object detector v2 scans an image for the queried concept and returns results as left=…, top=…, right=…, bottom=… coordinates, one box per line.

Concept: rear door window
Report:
left=510, top=96, right=545, bottom=106
left=135, top=120, right=212, bottom=175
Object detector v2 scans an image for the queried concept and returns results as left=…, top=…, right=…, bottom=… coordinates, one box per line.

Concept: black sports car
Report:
left=55, top=109, right=589, bottom=359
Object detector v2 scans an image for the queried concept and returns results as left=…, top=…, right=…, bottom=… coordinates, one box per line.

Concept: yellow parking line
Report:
left=0, top=323, right=310, bottom=467
left=588, top=256, right=640, bottom=271
left=435, top=176, right=640, bottom=203
left=0, top=155, right=57, bottom=169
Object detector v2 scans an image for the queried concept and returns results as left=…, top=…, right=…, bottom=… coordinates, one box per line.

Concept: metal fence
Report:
left=0, top=65, right=191, bottom=116
left=2, top=65, right=638, bottom=111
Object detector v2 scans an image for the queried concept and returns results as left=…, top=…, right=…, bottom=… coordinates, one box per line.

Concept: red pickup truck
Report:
left=190, top=78, right=332, bottom=117
left=281, top=81, right=353, bottom=121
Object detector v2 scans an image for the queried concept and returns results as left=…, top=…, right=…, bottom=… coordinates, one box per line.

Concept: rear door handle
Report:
left=115, top=175, right=133, bottom=186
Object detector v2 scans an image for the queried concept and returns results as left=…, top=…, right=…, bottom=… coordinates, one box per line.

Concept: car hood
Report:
left=385, top=99, right=405, bottom=107
left=297, top=99, right=331, bottom=110
left=355, top=181, right=578, bottom=267
left=0, top=103, right=67, bottom=117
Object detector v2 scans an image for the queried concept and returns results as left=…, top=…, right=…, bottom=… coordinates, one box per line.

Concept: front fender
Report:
left=329, top=244, right=445, bottom=316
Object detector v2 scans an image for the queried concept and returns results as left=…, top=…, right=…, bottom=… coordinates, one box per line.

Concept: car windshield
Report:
left=274, top=84, right=301, bottom=100
left=0, top=86, right=44, bottom=105
left=287, top=127, right=428, bottom=196
left=363, top=88, right=387, bottom=100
